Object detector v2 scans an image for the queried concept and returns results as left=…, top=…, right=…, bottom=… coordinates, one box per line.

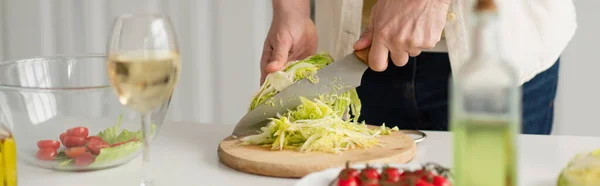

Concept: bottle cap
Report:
left=475, top=0, right=497, bottom=12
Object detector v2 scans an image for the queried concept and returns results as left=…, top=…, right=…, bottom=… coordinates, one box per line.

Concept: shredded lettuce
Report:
left=249, top=52, right=335, bottom=111
left=241, top=96, right=398, bottom=154
left=243, top=52, right=398, bottom=154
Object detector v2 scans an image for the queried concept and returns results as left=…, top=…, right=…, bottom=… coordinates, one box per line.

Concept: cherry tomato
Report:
left=59, top=133, right=68, bottom=144
left=36, top=148, right=57, bottom=160
left=87, top=136, right=103, bottom=141
left=338, top=162, right=361, bottom=186
left=359, top=179, right=378, bottom=186
left=381, top=166, right=401, bottom=183
left=337, top=177, right=359, bottom=186
left=74, top=152, right=95, bottom=167
left=432, top=175, right=451, bottom=186
left=402, top=169, right=425, bottom=176
left=87, top=139, right=110, bottom=155
left=62, top=136, right=88, bottom=148
left=398, top=175, right=434, bottom=186
left=360, top=165, right=380, bottom=180
left=67, top=127, right=89, bottom=138
left=64, top=146, right=88, bottom=158
left=37, top=140, right=60, bottom=150
left=415, top=179, right=435, bottom=186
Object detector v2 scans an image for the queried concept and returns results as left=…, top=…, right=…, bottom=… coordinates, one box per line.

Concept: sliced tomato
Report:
left=64, top=146, right=88, bottom=158
left=74, top=152, right=95, bottom=167
left=37, top=140, right=60, bottom=150
left=111, top=141, right=127, bottom=147
left=62, top=136, right=88, bottom=148
left=36, top=148, right=57, bottom=161
left=87, top=139, right=110, bottom=155
left=111, top=137, right=139, bottom=147
left=87, top=136, right=103, bottom=141
left=67, top=127, right=89, bottom=138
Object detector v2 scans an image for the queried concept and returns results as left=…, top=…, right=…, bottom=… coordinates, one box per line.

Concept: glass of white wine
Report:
left=106, top=13, right=181, bottom=186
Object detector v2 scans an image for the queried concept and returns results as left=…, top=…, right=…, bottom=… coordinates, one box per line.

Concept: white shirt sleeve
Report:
left=445, top=0, right=577, bottom=85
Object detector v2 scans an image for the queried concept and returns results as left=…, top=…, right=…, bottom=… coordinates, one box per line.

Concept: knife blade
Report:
left=231, top=48, right=371, bottom=136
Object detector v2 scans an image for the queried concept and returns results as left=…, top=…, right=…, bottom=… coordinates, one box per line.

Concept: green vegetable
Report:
left=242, top=52, right=397, bottom=154
left=59, top=159, right=73, bottom=167
left=558, top=148, right=600, bottom=186
left=89, top=142, right=143, bottom=168
left=97, top=115, right=156, bottom=145
left=97, top=115, right=125, bottom=145
left=249, top=52, right=335, bottom=111
left=241, top=96, right=398, bottom=154
left=90, top=115, right=156, bottom=167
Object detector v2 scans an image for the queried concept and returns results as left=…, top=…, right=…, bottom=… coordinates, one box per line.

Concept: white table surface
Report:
left=17, top=121, right=600, bottom=186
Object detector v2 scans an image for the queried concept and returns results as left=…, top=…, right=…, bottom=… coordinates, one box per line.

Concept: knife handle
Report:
left=353, top=48, right=370, bottom=65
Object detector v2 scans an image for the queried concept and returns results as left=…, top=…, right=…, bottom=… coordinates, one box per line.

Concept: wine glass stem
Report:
left=141, top=113, right=153, bottom=185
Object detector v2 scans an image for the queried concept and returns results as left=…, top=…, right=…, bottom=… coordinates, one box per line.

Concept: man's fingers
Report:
left=353, top=25, right=374, bottom=50
left=265, top=40, right=291, bottom=73
left=390, top=50, right=410, bottom=67
left=368, top=39, right=389, bottom=72
left=353, top=34, right=372, bottom=50
left=260, top=41, right=272, bottom=85
left=354, top=7, right=375, bottom=50
left=407, top=48, right=422, bottom=57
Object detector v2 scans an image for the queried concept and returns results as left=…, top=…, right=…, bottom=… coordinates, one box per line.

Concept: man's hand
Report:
left=260, top=0, right=317, bottom=85
left=353, top=0, right=450, bottom=71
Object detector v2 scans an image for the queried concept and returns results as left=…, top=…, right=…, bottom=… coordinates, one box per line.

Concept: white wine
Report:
left=107, top=50, right=181, bottom=113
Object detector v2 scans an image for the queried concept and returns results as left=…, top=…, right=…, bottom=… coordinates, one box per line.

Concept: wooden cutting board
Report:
left=217, top=126, right=417, bottom=178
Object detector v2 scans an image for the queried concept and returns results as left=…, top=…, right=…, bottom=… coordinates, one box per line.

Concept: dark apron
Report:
left=354, top=52, right=559, bottom=135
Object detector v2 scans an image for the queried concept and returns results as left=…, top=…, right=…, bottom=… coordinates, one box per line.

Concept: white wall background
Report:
left=0, top=0, right=272, bottom=127
left=0, top=0, right=597, bottom=136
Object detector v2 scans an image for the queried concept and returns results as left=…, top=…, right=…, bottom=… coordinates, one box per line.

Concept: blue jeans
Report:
left=355, top=52, right=559, bottom=135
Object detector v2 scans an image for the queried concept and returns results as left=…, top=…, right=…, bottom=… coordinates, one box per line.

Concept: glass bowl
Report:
left=0, top=55, right=169, bottom=171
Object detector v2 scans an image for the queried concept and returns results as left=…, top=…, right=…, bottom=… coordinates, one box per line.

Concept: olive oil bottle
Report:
left=450, top=1, right=520, bottom=186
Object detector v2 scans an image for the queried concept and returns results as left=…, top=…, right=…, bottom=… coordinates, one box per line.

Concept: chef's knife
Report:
left=231, top=48, right=371, bottom=136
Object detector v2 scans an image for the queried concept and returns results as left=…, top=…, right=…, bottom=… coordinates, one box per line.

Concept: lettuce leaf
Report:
left=97, top=115, right=157, bottom=145
left=88, top=141, right=143, bottom=168
left=88, top=115, right=157, bottom=167
left=97, top=115, right=124, bottom=145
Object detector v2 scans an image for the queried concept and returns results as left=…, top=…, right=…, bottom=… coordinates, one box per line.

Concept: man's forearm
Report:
left=272, top=0, right=310, bottom=18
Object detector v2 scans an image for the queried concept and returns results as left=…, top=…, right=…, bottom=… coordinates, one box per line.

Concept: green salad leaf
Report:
left=98, top=115, right=156, bottom=145
left=242, top=52, right=398, bottom=154
left=89, top=115, right=157, bottom=167
left=89, top=141, right=143, bottom=167
left=97, top=115, right=125, bottom=145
